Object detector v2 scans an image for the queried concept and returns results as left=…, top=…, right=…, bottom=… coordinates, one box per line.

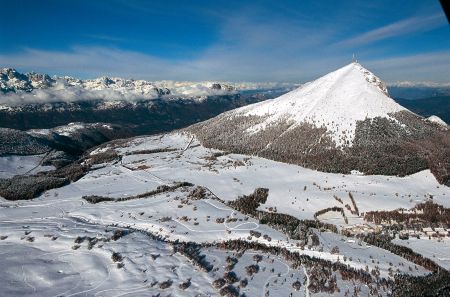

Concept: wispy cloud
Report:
left=0, top=4, right=448, bottom=83
left=2, top=45, right=448, bottom=83
left=84, top=34, right=127, bottom=42
left=0, top=13, right=341, bottom=83
left=366, top=50, right=450, bottom=83
left=335, top=13, right=446, bottom=47
left=0, top=47, right=185, bottom=80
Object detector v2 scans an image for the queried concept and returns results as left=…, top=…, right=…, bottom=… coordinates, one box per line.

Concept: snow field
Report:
left=1, top=132, right=447, bottom=296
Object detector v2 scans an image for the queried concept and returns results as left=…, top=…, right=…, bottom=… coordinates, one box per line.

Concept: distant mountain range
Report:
left=388, top=82, right=450, bottom=99
left=0, top=67, right=295, bottom=104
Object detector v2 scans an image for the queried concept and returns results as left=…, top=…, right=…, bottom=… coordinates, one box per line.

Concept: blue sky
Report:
left=0, top=0, right=449, bottom=82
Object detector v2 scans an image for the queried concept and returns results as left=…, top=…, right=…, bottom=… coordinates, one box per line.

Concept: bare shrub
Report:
left=111, top=252, right=123, bottom=262
left=159, top=280, right=173, bottom=289
left=245, top=264, right=259, bottom=276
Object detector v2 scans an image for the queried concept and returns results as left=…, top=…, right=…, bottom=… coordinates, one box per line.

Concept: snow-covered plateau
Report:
left=1, top=132, right=448, bottom=296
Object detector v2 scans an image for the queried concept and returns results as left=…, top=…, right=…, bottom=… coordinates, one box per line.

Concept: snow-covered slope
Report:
left=2, top=132, right=447, bottom=296
left=427, top=115, right=447, bottom=126
left=239, top=62, right=406, bottom=146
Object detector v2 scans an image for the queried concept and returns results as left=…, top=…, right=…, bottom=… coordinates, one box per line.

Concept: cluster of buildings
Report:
left=341, top=223, right=450, bottom=240
left=341, top=224, right=382, bottom=236
left=399, top=227, right=450, bottom=240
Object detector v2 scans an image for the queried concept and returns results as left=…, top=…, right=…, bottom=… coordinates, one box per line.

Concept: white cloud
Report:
left=0, top=86, right=159, bottom=106
left=0, top=47, right=184, bottom=80
left=388, top=81, right=450, bottom=88
left=365, top=51, right=450, bottom=83
left=1, top=44, right=448, bottom=85
left=335, top=13, right=446, bottom=47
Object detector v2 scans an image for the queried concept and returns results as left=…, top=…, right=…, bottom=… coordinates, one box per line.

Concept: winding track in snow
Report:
left=303, top=266, right=310, bottom=297
left=21, top=265, right=37, bottom=295
left=261, top=256, right=291, bottom=297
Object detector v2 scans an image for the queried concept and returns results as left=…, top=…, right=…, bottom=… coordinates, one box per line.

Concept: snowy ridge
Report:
left=0, top=68, right=235, bottom=105
left=236, top=63, right=407, bottom=147
left=427, top=115, right=447, bottom=126
left=28, top=122, right=114, bottom=137
left=0, top=68, right=296, bottom=106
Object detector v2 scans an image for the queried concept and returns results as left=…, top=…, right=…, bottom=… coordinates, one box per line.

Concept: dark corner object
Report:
left=440, top=0, right=450, bottom=23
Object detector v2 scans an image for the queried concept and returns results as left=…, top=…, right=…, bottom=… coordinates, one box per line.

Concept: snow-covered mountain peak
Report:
left=238, top=62, right=407, bottom=147
left=350, top=62, right=389, bottom=95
